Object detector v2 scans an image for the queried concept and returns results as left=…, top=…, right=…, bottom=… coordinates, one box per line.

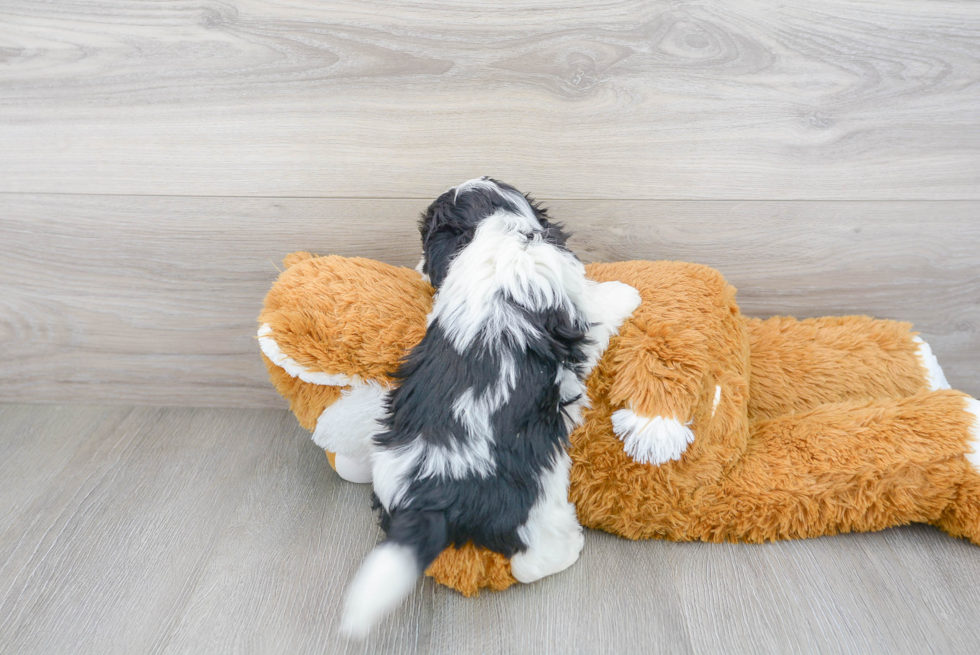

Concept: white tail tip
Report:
left=340, top=543, right=419, bottom=639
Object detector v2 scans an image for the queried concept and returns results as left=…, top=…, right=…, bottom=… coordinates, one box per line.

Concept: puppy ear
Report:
left=424, top=226, right=470, bottom=288
left=419, top=197, right=480, bottom=288
left=526, top=196, right=571, bottom=249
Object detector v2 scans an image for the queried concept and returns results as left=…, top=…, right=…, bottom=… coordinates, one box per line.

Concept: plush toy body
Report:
left=259, top=253, right=980, bottom=595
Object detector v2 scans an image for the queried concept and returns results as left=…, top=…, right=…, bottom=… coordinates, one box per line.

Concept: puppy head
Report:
left=417, top=177, right=568, bottom=288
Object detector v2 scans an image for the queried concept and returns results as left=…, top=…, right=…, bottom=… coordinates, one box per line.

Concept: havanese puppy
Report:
left=341, top=177, right=641, bottom=637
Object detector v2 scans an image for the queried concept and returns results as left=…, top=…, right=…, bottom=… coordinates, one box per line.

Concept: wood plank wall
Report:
left=1, top=1, right=978, bottom=406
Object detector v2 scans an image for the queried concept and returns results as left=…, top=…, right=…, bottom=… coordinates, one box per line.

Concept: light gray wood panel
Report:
left=2, top=194, right=977, bottom=407
left=0, top=194, right=422, bottom=408
left=1, top=1, right=979, bottom=199
left=3, top=404, right=980, bottom=654
left=0, top=405, right=291, bottom=655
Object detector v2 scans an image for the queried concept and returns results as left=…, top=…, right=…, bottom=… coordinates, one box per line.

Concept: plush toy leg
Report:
left=745, top=315, right=945, bottom=421
left=586, top=262, right=746, bottom=466
left=691, top=390, right=980, bottom=545
left=932, top=398, right=980, bottom=545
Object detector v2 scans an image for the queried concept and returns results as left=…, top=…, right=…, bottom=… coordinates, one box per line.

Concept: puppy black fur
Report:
left=377, top=179, right=588, bottom=559
left=343, top=178, right=592, bottom=636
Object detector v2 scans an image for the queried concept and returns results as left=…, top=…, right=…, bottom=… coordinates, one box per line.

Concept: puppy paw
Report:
left=510, top=521, right=583, bottom=584
left=611, top=409, right=695, bottom=465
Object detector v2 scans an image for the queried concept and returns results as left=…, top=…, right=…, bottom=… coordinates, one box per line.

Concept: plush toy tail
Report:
left=340, top=510, right=449, bottom=638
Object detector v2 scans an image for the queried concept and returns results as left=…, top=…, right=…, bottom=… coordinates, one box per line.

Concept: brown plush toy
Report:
left=259, top=252, right=980, bottom=596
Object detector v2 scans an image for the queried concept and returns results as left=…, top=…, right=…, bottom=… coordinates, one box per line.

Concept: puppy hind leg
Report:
left=510, top=451, right=584, bottom=584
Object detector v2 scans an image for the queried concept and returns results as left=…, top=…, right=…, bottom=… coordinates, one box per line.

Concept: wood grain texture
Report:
left=2, top=404, right=980, bottom=654
left=1, top=0, right=979, bottom=198
left=0, top=405, right=293, bottom=655
left=0, top=404, right=129, bottom=528
left=2, top=194, right=977, bottom=407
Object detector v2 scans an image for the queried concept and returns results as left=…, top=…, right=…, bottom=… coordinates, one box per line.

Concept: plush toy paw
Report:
left=326, top=450, right=374, bottom=484
left=611, top=409, right=695, bottom=465
left=313, top=381, right=387, bottom=472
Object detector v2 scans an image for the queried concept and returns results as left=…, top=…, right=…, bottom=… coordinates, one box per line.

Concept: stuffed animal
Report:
left=258, top=252, right=980, bottom=596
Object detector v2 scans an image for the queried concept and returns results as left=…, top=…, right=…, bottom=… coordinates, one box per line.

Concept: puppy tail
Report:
left=340, top=510, right=448, bottom=639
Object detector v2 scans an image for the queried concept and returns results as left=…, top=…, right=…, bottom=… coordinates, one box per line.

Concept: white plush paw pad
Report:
left=612, top=410, right=695, bottom=465
left=965, top=397, right=980, bottom=474
left=334, top=454, right=373, bottom=484
left=312, top=381, right=387, bottom=460
left=913, top=336, right=951, bottom=391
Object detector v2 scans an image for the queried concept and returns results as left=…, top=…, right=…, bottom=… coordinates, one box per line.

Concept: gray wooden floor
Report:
left=1, top=403, right=979, bottom=655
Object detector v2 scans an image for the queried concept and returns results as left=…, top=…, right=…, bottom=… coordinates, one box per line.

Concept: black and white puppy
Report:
left=341, top=178, right=640, bottom=637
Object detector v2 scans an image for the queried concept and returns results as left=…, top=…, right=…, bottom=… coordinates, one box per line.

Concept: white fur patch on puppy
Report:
left=257, top=323, right=360, bottom=386
left=312, top=381, right=387, bottom=461
left=964, top=397, right=980, bottom=474
left=511, top=451, right=584, bottom=583
left=414, top=256, right=430, bottom=283
left=371, top=441, right=424, bottom=511
left=430, top=211, right=581, bottom=352
left=612, top=409, right=695, bottom=465
left=913, top=336, right=951, bottom=391
left=340, top=543, right=418, bottom=639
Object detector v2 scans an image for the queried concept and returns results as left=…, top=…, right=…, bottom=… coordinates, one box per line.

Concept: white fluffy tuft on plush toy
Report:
left=611, top=410, right=696, bottom=465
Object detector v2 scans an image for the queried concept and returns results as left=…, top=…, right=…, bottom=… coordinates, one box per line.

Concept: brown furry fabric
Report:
left=424, top=543, right=517, bottom=597
left=258, top=254, right=433, bottom=384
left=259, top=254, right=979, bottom=595
left=746, top=315, right=930, bottom=420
